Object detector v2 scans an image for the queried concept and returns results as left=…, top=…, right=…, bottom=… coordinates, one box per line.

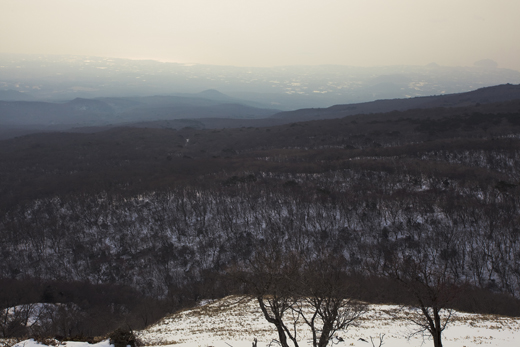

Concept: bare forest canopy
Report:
left=1, top=85, right=520, bottom=338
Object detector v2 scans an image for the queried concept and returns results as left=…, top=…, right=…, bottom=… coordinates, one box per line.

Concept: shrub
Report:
left=109, top=328, right=136, bottom=347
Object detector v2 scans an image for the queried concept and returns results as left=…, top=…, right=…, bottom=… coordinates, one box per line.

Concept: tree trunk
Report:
left=257, top=297, right=290, bottom=347
left=432, top=329, right=442, bottom=347
left=317, top=322, right=333, bottom=347
left=432, top=307, right=443, bottom=347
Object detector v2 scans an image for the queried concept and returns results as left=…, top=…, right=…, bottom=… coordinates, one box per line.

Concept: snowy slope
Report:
left=8, top=339, right=112, bottom=347
left=8, top=295, right=520, bottom=347
left=138, top=295, right=520, bottom=347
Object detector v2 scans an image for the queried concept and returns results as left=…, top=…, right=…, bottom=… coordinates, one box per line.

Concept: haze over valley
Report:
left=2, top=53, right=520, bottom=110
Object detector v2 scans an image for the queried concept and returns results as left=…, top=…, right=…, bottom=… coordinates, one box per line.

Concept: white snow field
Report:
left=8, top=340, right=112, bottom=347
left=137, top=295, right=520, bottom=347
left=8, top=295, right=520, bottom=347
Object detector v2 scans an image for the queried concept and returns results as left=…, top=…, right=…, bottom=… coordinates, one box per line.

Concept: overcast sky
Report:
left=1, top=0, right=519, bottom=70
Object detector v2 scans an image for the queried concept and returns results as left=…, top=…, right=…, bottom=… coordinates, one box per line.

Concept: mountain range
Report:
left=1, top=83, right=520, bottom=139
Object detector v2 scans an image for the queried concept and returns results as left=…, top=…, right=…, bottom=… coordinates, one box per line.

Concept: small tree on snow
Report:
left=232, top=244, right=366, bottom=347
left=297, top=254, right=366, bottom=347
left=385, top=250, right=461, bottom=347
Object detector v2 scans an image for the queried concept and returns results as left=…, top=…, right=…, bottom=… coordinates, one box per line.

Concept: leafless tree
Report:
left=386, top=249, right=461, bottom=347
left=297, top=254, right=366, bottom=347
left=233, top=245, right=365, bottom=347
left=236, top=243, right=301, bottom=347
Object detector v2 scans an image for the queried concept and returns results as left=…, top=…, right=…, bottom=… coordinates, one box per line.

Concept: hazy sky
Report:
left=1, top=0, right=519, bottom=70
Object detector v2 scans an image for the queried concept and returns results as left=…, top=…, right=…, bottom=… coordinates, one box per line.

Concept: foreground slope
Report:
left=139, top=296, right=520, bottom=347
left=5, top=296, right=520, bottom=347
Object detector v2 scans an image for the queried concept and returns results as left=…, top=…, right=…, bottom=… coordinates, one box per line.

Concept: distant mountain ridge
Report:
left=1, top=84, right=520, bottom=139
left=271, top=83, right=520, bottom=122
left=0, top=91, right=281, bottom=138
left=172, top=89, right=273, bottom=109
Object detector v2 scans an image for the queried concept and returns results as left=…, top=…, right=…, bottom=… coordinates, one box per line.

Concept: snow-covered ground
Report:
left=6, top=340, right=112, bottom=347
left=8, top=295, right=520, bottom=347
left=138, top=295, right=520, bottom=347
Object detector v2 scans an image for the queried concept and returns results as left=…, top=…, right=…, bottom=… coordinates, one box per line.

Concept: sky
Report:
left=1, top=0, right=519, bottom=70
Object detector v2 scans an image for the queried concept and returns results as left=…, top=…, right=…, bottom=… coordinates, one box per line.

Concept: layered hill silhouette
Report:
left=1, top=93, right=519, bottom=209
left=0, top=92, right=280, bottom=139
left=1, top=84, right=519, bottom=140
left=271, top=83, right=520, bottom=121
left=74, top=83, right=520, bottom=133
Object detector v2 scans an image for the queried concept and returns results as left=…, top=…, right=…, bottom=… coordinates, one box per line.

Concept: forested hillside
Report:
left=1, top=97, right=520, bottom=338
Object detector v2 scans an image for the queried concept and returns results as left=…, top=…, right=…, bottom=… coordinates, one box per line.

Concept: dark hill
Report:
left=271, top=83, right=520, bottom=122
left=1, top=98, right=519, bottom=208
left=0, top=92, right=281, bottom=139
left=197, top=89, right=228, bottom=99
